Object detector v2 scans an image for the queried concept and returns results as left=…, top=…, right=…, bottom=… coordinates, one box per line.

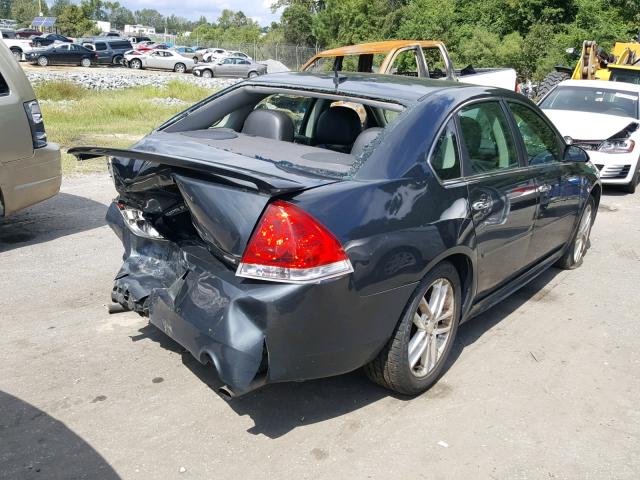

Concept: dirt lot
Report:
left=1, top=174, right=639, bottom=479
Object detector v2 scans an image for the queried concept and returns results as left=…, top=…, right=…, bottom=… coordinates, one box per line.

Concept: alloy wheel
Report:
left=573, top=204, right=593, bottom=264
left=408, top=278, right=455, bottom=378
left=202, top=69, right=212, bottom=78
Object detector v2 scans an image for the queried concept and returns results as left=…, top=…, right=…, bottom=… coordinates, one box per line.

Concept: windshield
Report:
left=540, top=85, right=639, bottom=118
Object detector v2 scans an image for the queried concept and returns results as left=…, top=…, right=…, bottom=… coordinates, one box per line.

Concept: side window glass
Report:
left=430, top=120, right=461, bottom=180
left=458, top=102, right=519, bottom=174
left=508, top=102, right=561, bottom=165
left=0, top=71, right=9, bottom=96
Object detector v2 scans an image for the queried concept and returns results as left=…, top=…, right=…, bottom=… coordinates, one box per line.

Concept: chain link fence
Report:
left=148, top=34, right=320, bottom=70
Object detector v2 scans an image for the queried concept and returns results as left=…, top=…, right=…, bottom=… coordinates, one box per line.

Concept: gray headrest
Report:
left=351, top=127, right=383, bottom=156
left=315, top=106, right=362, bottom=147
left=242, top=109, right=294, bottom=142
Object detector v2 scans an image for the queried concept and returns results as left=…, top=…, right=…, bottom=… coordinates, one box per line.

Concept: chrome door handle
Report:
left=538, top=184, right=552, bottom=193
left=472, top=199, right=493, bottom=211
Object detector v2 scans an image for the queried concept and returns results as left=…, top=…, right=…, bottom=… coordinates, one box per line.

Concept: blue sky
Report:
left=119, top=0, right=281, bottom=26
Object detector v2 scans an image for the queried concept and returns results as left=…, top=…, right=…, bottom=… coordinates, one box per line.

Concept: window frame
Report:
left=505, top=99, right=566, bottom=168
left=428, top=97, right=537, bottom=186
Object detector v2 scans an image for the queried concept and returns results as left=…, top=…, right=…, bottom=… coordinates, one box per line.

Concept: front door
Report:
left=54, top=44, right=71, bottom=64
left=506, top=101, right=581, bottom=261
left=457, top=100, right=539, bottom=297
left=146, top=51, right=163, bottom=68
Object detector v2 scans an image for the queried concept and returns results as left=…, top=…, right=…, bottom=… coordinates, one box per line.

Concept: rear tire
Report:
left=80, top=58, right=91, bottom=67
left=364, top=261, right=461, bottom=395
left=536, top=71, right=571, bottom=100
left=10, top=48, right=22, bottom=61
left=37, top=56, right=48, bottom=67
left=556, top=196, right=595, bottom=270
left=112, top=55, right=123, bottom=65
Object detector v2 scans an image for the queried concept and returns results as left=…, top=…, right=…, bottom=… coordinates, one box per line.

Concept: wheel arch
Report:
left=418, top=247, right=477, bottom=322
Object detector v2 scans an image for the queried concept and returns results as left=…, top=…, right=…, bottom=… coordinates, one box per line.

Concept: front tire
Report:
left=248, top=70, right=259, bottom=78
left=364, top=261, right=461, bottom=395
left=623, top=170, right=638, bottom=193
left=10, top=48, right=22, bottom=61
left=174, top=62, right=186, bottom=73
left=37, top=56, right=48, bottom=67
left=556, top=196, right=595, bottom=270
left=130, top=58, right=142, bottom=69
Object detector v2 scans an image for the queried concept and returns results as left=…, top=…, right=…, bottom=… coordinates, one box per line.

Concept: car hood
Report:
left=543, top=109, right=638, bottom=140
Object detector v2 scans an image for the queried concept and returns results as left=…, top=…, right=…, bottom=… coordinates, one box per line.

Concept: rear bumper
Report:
left=0, top=144, right=61, bottom=216
left=107, top=202, right=413, bottom=396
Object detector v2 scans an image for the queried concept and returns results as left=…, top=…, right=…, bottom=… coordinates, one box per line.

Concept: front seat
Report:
left=241, top=109, right=295, bottom=142
left=315, top=106, right=362, bottom=153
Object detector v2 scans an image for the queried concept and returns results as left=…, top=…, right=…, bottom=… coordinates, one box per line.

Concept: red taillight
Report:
left=236, top=200, right=353, bottom=283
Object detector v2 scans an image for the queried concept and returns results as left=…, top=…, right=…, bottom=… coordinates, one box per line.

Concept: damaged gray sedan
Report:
left=71, top=72, right=600, bottom=397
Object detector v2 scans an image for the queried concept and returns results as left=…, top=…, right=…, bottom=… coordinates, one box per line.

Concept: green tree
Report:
left=50, top=0, right=72, bottom=17
left=281, top=3, right=315, bottom=45
left=0, top=0, right=12, bottom=19
left=10, top=0, right=38, bottom=25
left=56, top=4, right=96, bottom=36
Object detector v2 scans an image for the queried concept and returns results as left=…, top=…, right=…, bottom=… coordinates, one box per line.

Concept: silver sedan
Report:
left=192, top=57, right=267, bottom=79
left=125, top=49, right=195, bottom=73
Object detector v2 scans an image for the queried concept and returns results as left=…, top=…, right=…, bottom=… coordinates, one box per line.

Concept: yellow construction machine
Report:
left=537, top=40, right=640, bottom=98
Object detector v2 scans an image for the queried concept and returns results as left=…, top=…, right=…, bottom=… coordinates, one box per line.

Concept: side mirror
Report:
left=564, top=135, right=574, bottom=145
left=564, top=145, right=589, bottom=162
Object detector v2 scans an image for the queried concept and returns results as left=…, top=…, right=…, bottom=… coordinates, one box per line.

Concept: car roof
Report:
left=314, top=40, right=445, bottom=57
left=557, top=79, right=640, bottom=93
left=248, top=71, right=490, bottom=105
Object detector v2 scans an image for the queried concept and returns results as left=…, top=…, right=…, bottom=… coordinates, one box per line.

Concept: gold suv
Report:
left=0, top=42, right=60, bottom=216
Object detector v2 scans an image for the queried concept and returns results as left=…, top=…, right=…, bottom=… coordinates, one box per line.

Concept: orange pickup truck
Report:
left=302, top=40, right=518, bottom=91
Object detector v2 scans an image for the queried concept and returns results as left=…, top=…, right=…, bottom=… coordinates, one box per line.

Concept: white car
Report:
left=540, top=80, right=640, bottom=193
left=125, top=49, right=195, bottom=73
left=202, top=48, right=228, bottom=63
left=1, top=38, right=33, bottom=61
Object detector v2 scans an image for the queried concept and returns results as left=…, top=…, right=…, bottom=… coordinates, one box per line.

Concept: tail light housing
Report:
left=236, top=200, right=353, bottom=284
left=23, top=100, right=47, bottom=148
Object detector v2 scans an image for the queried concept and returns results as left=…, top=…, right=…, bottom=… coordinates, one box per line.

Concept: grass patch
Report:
left=34, top=81, right=88, bottom=101
left=38, top=80, right=213, bottom=174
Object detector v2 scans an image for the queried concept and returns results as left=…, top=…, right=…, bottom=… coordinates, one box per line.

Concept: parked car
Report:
left=540, top=79, right=640, bottom=193
left=99, top=31, right=120, bottom=37
left=1, top=29, right=16, bottom=39
left=226, top=50, right=252, bottom=61
left=202, top=48, right=228, bottom=63
left=128, top=36, right=152, bottom=45
left=0, top=42, right=61, bottom=216
left=80, top=38, right=133, bottom=65
left=302, top=40, right=517, bottom=91
left=14, top=28, right=42, bottom=39
left=124, top=49, right=195, bottom=73
left=193, top=56, right=267, bottom=78
left=1, top=38, right=34, bottom=61
left=31, top=33, right=72, bottom=48
left=171, top=46, right=199, bottom=63
left=70, top=72, right=600, bottom=398
left=136, top=42, right=169, bottom=53
left=26, top=43, right=97, bottom=67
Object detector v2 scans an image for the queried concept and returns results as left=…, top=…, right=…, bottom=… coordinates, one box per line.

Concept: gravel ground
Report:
left=0, top=176, right=639, bottom=479
left=22, top=63, right=241, bottom=90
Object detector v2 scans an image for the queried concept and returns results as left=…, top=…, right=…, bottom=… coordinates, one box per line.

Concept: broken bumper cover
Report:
left=107, top=202, right=414, bottom=396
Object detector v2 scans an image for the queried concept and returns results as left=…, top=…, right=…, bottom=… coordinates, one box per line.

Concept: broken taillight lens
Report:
left=236, top=200, right=353, bottom=284
left=117, top=202, right=164, bottom=239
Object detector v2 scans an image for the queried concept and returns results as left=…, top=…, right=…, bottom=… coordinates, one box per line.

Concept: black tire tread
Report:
left=536, top=71, right=571, bottom=100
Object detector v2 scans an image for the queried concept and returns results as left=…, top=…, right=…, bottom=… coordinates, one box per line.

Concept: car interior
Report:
left=159, top=86, right=405, bottom=172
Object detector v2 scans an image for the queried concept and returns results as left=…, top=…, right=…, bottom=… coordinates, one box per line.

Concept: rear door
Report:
left=506, top=101, right=581, bottom=260
left=457, top=100, right=539, bottom=297
left=93, top=42, right=110, bottom=63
